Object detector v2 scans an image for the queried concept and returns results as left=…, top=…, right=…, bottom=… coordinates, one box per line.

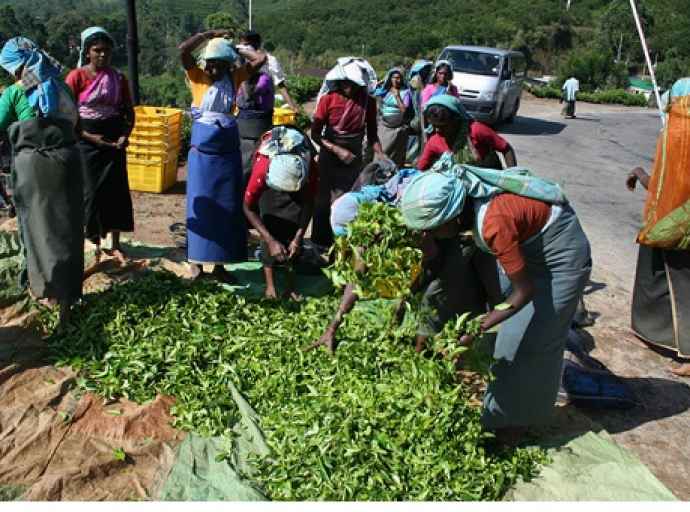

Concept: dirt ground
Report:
left=2, top=93, right=688, bottom=500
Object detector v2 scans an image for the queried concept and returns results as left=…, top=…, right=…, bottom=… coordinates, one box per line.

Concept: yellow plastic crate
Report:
left=131, top=106, right=183, bottom=145
left=127, top=144, right=181, bottom=164
left=128, top=136, right=179, bottom=151
left=134, top=106, right=183, bottom=127
left=273, top=106, right=297, bottom=126
left=127, top=155, right=179, bottom=193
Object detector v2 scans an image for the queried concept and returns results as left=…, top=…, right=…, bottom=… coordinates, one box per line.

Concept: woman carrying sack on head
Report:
left=66, top=27, right=134, bottom=263
left=310, top=57, right=386, bottom=248
left=0, top=37, right=83, bottom=326
left=243, top=126, right=318, bottom=300
left=178, top=30, right=266, bottom=283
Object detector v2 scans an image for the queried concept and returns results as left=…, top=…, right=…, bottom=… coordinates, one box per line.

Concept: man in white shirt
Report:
left=561, top=76, right=579, bottom=119
left=240, top=31, right=299, bottom=112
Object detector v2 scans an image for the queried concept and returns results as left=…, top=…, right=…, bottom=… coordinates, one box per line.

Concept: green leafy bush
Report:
left=556, top=48, right=628, bottom=91
left=524, top=83, right=648, bottom=106
left=579, top=89, right=648, bottom=106
left=140, top=72, right=192, bottom=108
left=285, top=74, right=322, bottom=104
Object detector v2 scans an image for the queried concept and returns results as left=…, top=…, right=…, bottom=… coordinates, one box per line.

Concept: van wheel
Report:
left=505, top=99, right=520, bottom=124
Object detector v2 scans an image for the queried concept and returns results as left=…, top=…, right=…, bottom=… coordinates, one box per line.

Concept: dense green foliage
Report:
left=253, top=0, right=690, bottom=88
left=325, top=202, right=422, bottom=300
left=44, top=271, right=548, bottom=500
left=0, top=0, right=687, bottom=100
left=284, top=75, right=322, bottom=104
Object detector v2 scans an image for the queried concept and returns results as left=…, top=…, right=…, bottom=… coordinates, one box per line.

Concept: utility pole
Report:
left=628, top=0, right=663, bottom=124
left=125, top=0, right=140, bottom=105
left=249, top=0, right=252, bottom=29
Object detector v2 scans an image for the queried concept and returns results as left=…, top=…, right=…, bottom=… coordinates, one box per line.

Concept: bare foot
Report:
left=111, top=248, right=128, bottom=264
left=670, top=363, right=690, bottom=377
left=264, top=287, right=278, bottom=300
left=189, top=264, right=204, bottom=281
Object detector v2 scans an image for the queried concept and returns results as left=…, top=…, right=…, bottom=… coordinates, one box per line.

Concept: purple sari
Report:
left=78, top=67, right=122, bottom=120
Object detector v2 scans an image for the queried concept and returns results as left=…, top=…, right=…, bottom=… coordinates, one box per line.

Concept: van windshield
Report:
left=440, top=49, right=502, bottom=77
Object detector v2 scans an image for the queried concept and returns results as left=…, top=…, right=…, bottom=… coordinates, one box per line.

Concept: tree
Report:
left=205, top=12, right=242, bottom=35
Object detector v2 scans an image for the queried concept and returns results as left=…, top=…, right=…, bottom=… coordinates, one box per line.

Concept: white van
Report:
left=437, top=46, right=526, bottom=124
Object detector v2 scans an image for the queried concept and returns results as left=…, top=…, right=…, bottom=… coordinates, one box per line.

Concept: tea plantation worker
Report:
left=310, top=57, right=385, bottom=248
left=626, top=79, right=690, bottom=376
left=178, top=30, right=266, bottom=283
left=373, top=67, right=412, bottom=166
left=0, top=37, right=83, bottom=326
left=406, top=59, right=433, bottom=164
left=417, top=95, right=517, bottom=170
left=235, top=31, right=275, bottom=181
left=400, top=160, right=591, bottom=440
left=561, top=75, right=579, bottom=119
left=239, top=30, right=299, bottom=112
left=65, top=27, right=134, bottom=264
left=420, top=60, right=459, bottom=108
left=243, top=126, right=318, bottom=300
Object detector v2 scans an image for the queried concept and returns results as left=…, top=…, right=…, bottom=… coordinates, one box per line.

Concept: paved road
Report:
left=497, top=99, right=659, bottom=293
left=497, top=98, right=690, bottom=500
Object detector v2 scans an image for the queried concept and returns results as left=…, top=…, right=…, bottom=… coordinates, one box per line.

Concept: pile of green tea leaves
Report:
left=45, top=271, right=547, bottom=500
left=324, top=202, right=422, bottom=299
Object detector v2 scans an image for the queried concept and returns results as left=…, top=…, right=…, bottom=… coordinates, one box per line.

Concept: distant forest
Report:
left=0, top=0, right=687, bottom=96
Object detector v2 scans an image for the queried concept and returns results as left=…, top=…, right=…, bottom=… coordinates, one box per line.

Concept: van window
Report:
left=439, top=49, right=501, bottom=77
left=511, top=54, right=526, bottom=78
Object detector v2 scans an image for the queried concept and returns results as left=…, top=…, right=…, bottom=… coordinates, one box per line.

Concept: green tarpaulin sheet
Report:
left=508, top=431, right=677, bottom=501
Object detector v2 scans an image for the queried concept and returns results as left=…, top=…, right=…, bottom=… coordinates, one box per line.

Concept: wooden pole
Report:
left=125, top=0, right=140, bottom=105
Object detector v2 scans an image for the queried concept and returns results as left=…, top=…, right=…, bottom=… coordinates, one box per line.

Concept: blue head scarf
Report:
left=79, top=26, right=116, bottom=67
left=401, top=153, right=567, bottom=231
left=0, top=37, right=63, bottom=116
left=423, top=94, right=470, bottom=120
left=408, top=60, right=433, bottom=83
left=423, top=94, right=471, bottom=136
left=400, top=170, right=467, bottom=230
left=374, top=67, right=407, bottom=97
left=202, top=37, right=239, bottom=64
left=661, top=77, right=690, bottom=113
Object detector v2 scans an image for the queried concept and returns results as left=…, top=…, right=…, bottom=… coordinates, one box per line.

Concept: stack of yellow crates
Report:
left=127, top=106, right=183, bottom=193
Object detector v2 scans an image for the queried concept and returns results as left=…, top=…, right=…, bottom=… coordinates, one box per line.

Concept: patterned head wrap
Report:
left=0, top=36, right=64, bottom=115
